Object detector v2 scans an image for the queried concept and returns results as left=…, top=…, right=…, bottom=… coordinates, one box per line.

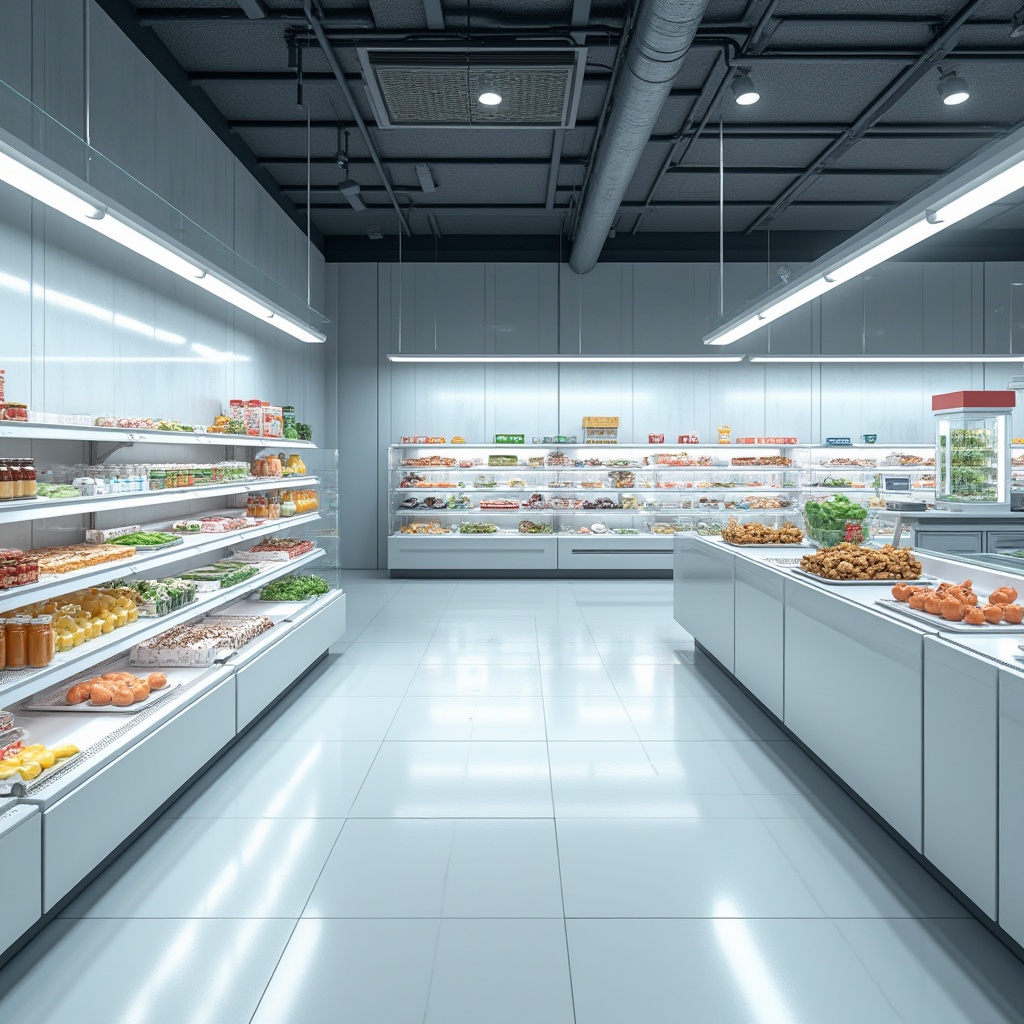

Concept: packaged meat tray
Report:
left=129, top=615, right=275, bottom=666
left=233, top=539, right=315, bottom=562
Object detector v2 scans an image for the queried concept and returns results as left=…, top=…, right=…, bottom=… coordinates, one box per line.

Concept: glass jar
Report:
left=253, top=457, right=267, bottom=477
left=0, top=463, right=13, bottom=501
left=5, top=617, right=29, bottom=668
left=268, top=493, right=280, bottom=519
left=28, top=616, right=54, bottom=668
left=21, top=458, right=37, bottom=498
left=280, top=496, right=297, bottom=518
left=10, top=460, right=24, bottom=500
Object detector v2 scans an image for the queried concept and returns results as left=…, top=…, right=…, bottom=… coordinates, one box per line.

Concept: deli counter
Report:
left=674, top=534, right=1024, bottom=955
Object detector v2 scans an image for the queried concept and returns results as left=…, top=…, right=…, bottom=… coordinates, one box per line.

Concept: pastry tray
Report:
left=876, top=598, right=1024, bottom=632
left=21, top=673, right=183, bottom=714
left=791, top=568, right=938, bottom=587
left=722, top=541, right=810, bottom=549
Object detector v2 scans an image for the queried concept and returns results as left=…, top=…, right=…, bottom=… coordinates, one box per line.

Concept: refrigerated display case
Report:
left=934, top=391, right=1013, bottom=511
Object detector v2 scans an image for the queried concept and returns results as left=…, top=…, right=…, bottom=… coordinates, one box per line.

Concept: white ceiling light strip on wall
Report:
left=704, top=121, right=1024, bottom=347
left=386, top=354, right=744, bottom=363
left=748, top=355, right=1024, bottom=364
left=0, top=135, right=326, bottom=344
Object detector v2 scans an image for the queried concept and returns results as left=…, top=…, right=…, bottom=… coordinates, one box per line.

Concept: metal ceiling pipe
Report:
left=569, top=0, right=711, bottom=274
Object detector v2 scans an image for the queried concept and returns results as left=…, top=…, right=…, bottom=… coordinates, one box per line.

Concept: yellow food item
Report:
left=52, top=744, right=79, bottom=759
left=3, top=755, right=23, bottom=767
left=23, top=744, right=45, bottom=753
left=0, top=766, right=18, bottom=780
left=17, top=761, right=42, bottom=781
left=35, top=749, right=56, bottom=769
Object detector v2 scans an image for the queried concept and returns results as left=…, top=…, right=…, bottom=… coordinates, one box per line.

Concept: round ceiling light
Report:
left=731, top=70, right=760, bottom=106
left=478, top=91, right=503, bottom=106
left=938, top=69, right=970, bottom=105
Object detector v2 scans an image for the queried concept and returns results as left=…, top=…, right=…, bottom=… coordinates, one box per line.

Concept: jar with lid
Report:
left=266, top=455, right=282, bottom=477
left=21, top=458, right=37, bottom=498
left=9, top=460, right=24, bottom=500
left=280, top=494, right=297, bottom=518
left=268, top=493, right=280, bottom=519
left=5, top=617, right=30, bottom=668
left=0, top=463, right=13, bottom=501
left=28, top=616, right=54, bottom=668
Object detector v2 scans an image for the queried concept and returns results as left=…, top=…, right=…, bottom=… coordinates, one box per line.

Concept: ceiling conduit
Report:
left=569, top=0, right=711, bottom=275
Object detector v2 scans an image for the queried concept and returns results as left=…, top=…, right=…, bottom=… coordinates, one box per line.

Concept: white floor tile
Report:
left=607, top=662, right=723, bottom=697
left=421, top=641, right=540, bottom=665
left=63, top=817, right=341, bottom=919
left=595, top=641, right=695, bottom=665
left=386, top=696, right=547, bottom=741
left=836, top=918, right=1024, bottom=1024
left=426, top=920, right=575, bottom=1024
left=567, top=919, right=902, bottom=1024
left=556, top=818, right=825, bottom=918
left=338, top=641, right=429, bottom=665
left=540, top=664, right=618, bottom=696
left=250, top=919, right=439, bottom=1023
left=299, top=657, right=417, bottom=696
left=251, top=694, right=402, bottom=741
left=406, top=664, right=544, bottom=696
left=162, top=738, right=380, bottom=819
left=0, top=918, right=293, bottom=1023
left=622, top=694, right=786, bottom=742
left=349, top=741, right=553, bottom=817
left=537, top=641, right=604, bottom=665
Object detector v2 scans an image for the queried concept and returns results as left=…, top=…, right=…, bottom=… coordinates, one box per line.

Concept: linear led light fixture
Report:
left=0, top=134, right=326, bottom=343
left=749, top=355, right=1024, bottom=364
left=704, top=121, right=1024, bottom=347
left=386, top=354, right=744, bottom=363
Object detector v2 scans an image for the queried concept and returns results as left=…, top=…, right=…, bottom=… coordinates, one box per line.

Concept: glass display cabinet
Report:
left=934, top=391, right=1013, bottom=511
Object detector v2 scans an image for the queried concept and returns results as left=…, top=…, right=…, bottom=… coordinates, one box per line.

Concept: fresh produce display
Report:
left=179, top=561, right=260, bottom=589
left=296, top=422, right=313, bottom=442
left=0, top=741, right=79, bottom=784
left=889, top=580, right=1023, bottom=626
left=799, top=544, right=922, bottom=581
left=26, top=543, right=135, bottom=575
left=108, top=531, right=180, bottom=548
left=460, top=522, right=498, bottom=534
left=155, top=419, right=194, bottom=432
left=259, top=575, right=330, bottom=601
left=131, top=615, right=275, bottom=666
left=106, top=577, right=197, bottom=617
left=722, top=519, right=804, bottom=545
left=803, top=495, right=869, bottom=546
left=518, top=520, right=552, bottom=534
left=36, top=483, right=82, bottom=499
left=488, top=454, right=519, bottom=467
left=65, top=670, right=168, bottom=707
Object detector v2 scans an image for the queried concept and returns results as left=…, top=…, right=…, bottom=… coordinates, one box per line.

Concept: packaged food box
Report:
left=85, top=525, right=142, bottom=544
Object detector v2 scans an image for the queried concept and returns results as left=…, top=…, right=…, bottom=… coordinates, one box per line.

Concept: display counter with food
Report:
left=674, top=534, right=1024, bottom=954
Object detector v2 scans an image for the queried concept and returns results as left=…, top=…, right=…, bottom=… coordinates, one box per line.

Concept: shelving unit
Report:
left=387, top=441, right=937, bottom=574
left=0, top=421, right=346, bottom=947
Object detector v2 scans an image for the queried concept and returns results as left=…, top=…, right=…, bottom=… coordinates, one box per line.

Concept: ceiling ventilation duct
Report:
left=569, top=0, right=710, bottom=275
left=357, top=47, right=587, bottom=128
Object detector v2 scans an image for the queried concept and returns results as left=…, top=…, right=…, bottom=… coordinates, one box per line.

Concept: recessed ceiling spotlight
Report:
left=1011, top=4, right=1024, bottom=37
left=938, top=69, right=970, bottom=106
left=478, top=91, right=503, bottom=106
left=731, top=69, right=760, bottom=106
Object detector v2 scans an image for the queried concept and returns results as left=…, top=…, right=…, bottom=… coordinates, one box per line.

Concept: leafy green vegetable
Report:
left=109, top=531, right=180, bottom=547
left=259, top=574, right=330, bottom=601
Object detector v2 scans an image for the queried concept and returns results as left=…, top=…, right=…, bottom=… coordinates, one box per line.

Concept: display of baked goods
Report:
left=889, top=580, right=1024, bottom=625
left=0, top=741, right=79, bottom=784
left=731, top=456, right=793, bottom=467
left=799, top=544, right=922, bottom=581
left=26, top=544, right=136, bottom=575
left=65, top=670, right=168, bottom=707
left=479, top=499, right=520, bottom=511
left=0, top=548, right=40, bottom=590
left=402, top=456, right=457, bottom=468
left=722, top=519, right=804, bottom=545
left=130, top=615, right=275, bottom=666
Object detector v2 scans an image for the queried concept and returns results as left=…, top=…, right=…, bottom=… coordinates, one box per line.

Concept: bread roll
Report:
left=146, top=673, right=168, bottom=690
left=111, top=687, right=135, bottom=707
left=66, top=683, right=91, bottom=705
left=130, top=681, right=150, bottom=703
left=89, top=685, right=113, bottom=706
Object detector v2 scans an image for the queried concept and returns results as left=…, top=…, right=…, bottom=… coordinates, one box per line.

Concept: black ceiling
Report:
left=105, top=0, right=1024, bottom=263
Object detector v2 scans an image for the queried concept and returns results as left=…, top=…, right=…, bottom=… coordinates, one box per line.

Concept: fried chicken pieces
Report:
left=800, top=543, right=922, bottom=581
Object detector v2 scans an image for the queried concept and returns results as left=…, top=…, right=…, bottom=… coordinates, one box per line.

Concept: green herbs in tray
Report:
left=459, top=522, right=498, bottom=534
left=111, top=577, right=198, bottom=616
left=179, top=560, right=260, bottom=588
left=109, top=531, right=181, bottom=547
left=259, top=575, right=330, bottom=601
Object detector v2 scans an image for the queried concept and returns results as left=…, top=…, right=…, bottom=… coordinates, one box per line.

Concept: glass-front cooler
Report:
left=933, top=391, right=1013, bottom=511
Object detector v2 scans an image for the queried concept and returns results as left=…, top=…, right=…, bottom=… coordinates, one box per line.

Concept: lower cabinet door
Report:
left=734, top=561, right=785, bottom=718
left=0, top=805, right=40, bottom=952
left=40, top=681, right=235, bottom=911
left=784, top=582, right=926, bottom=850
left=923, top=639, right=997, bottom=918
left=999, top=668, right=1024, bottom=945
left=234, top=592, right=347, bottom=730
left=673, top=538, right=735, bottom=673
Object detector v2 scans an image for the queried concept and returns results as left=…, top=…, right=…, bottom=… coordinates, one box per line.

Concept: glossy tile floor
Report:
left=4, top=573, right=1024, bottom=1022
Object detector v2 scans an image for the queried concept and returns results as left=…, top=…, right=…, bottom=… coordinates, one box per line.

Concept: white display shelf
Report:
left=0, top=548, right=325, bottom=707
left=0, top=421, right=316, bottom=449
left=391, top=442, right=796, bottom=449
left=0, top=476, right=319, bottom=525
left=0, top=511, right=320, bottom=615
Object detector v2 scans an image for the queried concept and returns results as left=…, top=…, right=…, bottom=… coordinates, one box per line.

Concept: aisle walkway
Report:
left=3, top=575, right=1024, bottom=1022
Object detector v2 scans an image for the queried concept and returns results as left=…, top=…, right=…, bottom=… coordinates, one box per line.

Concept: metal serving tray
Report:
left=792, top=568, right=937, bottom=587
left=722, top=541, right=810, bottom=549
left=876, top=598, right=1024, bottom=632
left=22, top=675, right=182, bottom=714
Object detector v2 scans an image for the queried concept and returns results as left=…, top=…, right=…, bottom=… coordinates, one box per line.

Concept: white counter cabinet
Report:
left=673, top=537, right=735, bottom=673
left=0, top=804, right=40, bottom=950
left=1000, top=665, right=1024, bottom=946
left=733, top=560, right=786, bottom=718
left=784, top=580, right=928, bottom=850
left=923, top=638, right=999, bottom=917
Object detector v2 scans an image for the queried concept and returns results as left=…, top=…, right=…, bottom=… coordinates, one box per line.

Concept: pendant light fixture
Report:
left=937, top=68, right=970, bottom=106
left=731, top=69, right=760, bottom=106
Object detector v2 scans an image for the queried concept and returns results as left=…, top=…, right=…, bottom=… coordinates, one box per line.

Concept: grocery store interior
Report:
left=5, top=0, right=1024, bottom=1021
